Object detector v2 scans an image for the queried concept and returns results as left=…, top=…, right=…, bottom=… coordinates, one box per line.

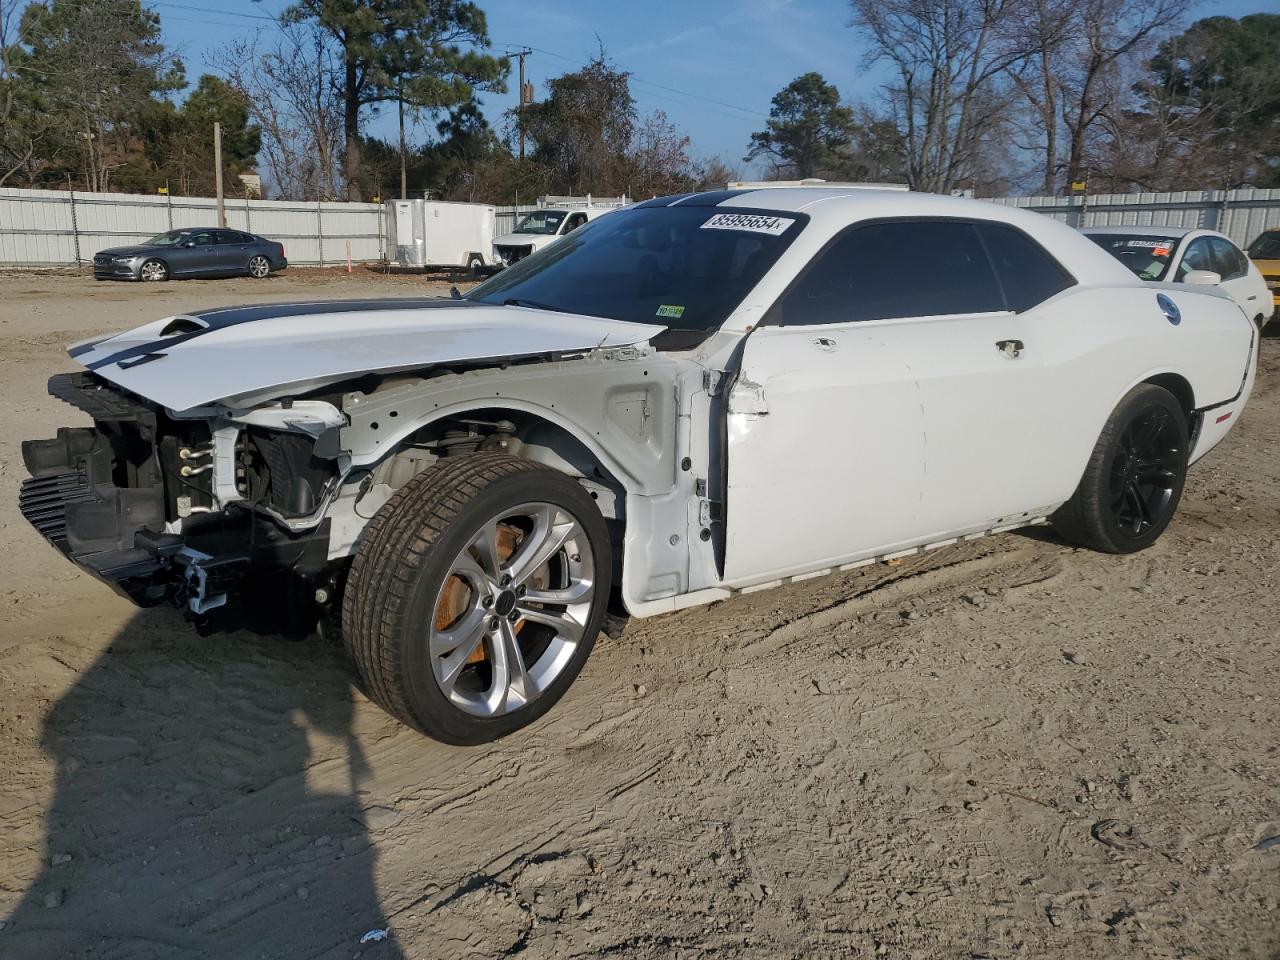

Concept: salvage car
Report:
left=22, top=187, right=1257, bottom=744
left=1083, top=226, right=1270, bottom=329
left=93, top=228, right=287, bottom=282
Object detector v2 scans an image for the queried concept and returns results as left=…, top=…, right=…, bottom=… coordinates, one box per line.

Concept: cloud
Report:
left=618, top=25, right=713, bottom=58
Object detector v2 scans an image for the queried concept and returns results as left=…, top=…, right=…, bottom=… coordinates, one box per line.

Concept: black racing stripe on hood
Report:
left=84, top=297, right=474, bottom=372
left=633, top=193, right=696, bottom=208
left=671, top=189, right=757, bottom=206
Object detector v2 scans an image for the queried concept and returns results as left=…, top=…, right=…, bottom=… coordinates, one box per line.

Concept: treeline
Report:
left=754, top=4, right=1279, bottom=195
left=1, top=0, right=1276, bottom=202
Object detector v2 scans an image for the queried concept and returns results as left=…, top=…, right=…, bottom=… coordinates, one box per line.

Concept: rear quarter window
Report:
left=977, top=222, right=1075, bottom=311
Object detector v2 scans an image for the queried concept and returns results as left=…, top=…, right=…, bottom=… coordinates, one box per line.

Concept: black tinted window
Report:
left=977, top=222, right=1074, bottom=311
left=773, top=220, right=1002, bottom=325
left=1209, top=237, right=1247, bottom=280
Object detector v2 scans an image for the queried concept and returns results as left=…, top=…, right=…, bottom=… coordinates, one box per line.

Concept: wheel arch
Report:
left=1141, top=371, right=1195, bottom=420
left=351, top=400, right=644, bottom=563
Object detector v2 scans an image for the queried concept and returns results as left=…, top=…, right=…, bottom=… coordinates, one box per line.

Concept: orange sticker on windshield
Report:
left=1153, top=246, right=1170, bottom=257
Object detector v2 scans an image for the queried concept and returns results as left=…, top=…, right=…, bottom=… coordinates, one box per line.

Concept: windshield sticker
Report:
left=656, top=304, right=686, bottom=319
left=1153, top=247, right=1170, bottom=257
left=700, top=213, right=795, bottom=236
left=1126, top=239, right=1175, bottom=249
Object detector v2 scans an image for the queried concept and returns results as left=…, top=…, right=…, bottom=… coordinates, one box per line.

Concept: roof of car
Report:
left=634, top=186, right=1143, bottom=286
left=1081, top=225, right=1195, bottom=238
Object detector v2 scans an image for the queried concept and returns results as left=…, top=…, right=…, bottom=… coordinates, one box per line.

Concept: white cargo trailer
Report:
left=387, top=199, right=496, bottom=272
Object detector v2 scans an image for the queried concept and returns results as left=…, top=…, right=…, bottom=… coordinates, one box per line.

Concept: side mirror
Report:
left=1183, top=269, right=1221, bottom=285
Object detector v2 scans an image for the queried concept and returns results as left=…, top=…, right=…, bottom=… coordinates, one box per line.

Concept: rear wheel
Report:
left=342, top=453, right=611, bottom=744
left=139, top=259, right=168, bottom=282
left=1052, top=384, right=1188, bottom=553
left=248, top=255, right=271, bottom=278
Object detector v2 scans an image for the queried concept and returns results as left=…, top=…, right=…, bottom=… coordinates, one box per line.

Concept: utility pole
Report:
left=506, top=48, right=533, bottom=161
left=213, top=121, right=226, bottom=228
left=398, top=80, right=407, bottom=200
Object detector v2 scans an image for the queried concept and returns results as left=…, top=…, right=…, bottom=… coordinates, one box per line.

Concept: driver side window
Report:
left=190, top=231, right=214, bottom=247
left=564, top=213, right=587, bottom=233
left=771, top=220, right=1004, bottom=325
left=1177, top=238, right=1214, bottom=279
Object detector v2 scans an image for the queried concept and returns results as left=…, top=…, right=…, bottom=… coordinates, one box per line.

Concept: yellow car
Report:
left=1247, top=228, right=1280, bottom=324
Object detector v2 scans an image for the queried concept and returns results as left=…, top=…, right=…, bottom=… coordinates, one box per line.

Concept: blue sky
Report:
left=151, top=0, right=1271, bottom=175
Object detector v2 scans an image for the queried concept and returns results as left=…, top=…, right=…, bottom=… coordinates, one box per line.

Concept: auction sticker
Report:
left=656, top=304, right=686, bottom=318
left=1126, top=239, right=1175, bottom=248
left=701, top=213, right=795, bottom=236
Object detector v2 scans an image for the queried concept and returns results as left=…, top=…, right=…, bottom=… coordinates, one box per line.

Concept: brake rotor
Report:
left=434, top=523, right=526, bottom=664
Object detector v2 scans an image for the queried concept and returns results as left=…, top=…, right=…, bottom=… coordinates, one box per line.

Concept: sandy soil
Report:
left=0, top=271, right=1276, bottom=960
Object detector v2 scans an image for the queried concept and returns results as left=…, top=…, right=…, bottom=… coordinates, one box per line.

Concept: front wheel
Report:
left=247, top=255, right=271, bottom=279
left=139, top=259, right=168, bottom=282
left=1052, top=383, right=1188, bottom=553
left=342, top=453, right=612, bottom=744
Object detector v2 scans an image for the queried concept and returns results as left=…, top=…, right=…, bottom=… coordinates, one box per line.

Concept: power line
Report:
left=495, top=41, right=769, bottom=121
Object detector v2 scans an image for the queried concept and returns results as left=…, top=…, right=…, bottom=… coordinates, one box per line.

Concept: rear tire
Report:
left=248, top=255, right=271, bottom=279
left=1052, top=384, right=1188, bottom=553
left=341, top=453, right=612, bottom=744
left=467, top=253, right=484, bottom=277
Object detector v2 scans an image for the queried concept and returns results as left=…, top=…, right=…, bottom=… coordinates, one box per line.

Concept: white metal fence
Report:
left=3, top=186, right=1278, bottom=269
left=988, top=188, right=1280, bottom=249
left=0, top=187, right=386, bottom=267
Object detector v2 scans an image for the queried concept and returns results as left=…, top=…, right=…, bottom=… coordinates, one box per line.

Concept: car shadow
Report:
left=2, top=608, right=403, bottom=959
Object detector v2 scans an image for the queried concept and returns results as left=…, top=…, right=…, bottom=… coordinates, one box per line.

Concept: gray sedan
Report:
left=93, top=228, right=288, bottom=282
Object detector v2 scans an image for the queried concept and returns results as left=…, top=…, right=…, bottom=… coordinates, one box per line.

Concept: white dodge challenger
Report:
left=20, top=187, right=1257, bottom=743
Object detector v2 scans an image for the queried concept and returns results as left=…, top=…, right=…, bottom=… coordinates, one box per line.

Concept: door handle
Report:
left=812, top=336, right=837, bottom=351
left=996, top=339, right=1024, bottom=359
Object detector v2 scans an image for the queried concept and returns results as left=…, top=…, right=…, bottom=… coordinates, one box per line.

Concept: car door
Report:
left=723, top=218, right=1062, bottom=584
left=170, top=230, right=217, bottom=276
left=212, top=229, right=250, bottom=274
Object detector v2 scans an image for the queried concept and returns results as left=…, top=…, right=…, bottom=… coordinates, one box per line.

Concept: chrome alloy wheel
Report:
left=140, top=260, right=167, bottom=281
left=430, top=502, right=596, bottom=717
left=248, top=255, right=271, bottom=278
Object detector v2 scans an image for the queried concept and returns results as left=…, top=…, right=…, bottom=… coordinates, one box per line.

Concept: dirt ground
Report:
left=0, top=270, right=1276, bottom=960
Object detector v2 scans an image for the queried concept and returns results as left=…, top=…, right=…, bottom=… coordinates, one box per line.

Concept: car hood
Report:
left=95, top=245, right=157, bottom=258
left=493, top=232, right=555, bottom=246
left=68, top=298, right=666, bottom=412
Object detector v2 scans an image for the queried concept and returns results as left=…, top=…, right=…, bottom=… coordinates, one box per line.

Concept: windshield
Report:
left=513, top=211, right=567, bottom=235
left=1087, top=233, right=1181, bottom=281
left=146, top=230, right=189, bottom=247
left=1247, top=231, right=1280, bottom=260
left=467, top=205, right=806, bottom=344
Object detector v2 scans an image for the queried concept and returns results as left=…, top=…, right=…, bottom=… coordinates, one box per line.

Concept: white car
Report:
left=491, top=205, right=616, bottom=266
left=1084, top=225, right=1271, bottom=329
left=21, top=187, right=1256, bottom=744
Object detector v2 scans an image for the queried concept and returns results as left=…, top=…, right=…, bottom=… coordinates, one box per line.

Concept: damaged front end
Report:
left=20, top=372, right=337, bottom=619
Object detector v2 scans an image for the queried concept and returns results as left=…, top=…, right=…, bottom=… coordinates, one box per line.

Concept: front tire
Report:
left=342, top=453, right=612, bottom=744
left=139, top=259, right=168, bottom=282
left=1052, top=384, right=1188, bottom=553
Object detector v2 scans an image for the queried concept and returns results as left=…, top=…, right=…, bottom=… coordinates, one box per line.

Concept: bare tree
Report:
left=1040, top=0, right=1191, bottom=191
left=849, top=0, right=1039, bottom=193
left=219, top=21, right=344, bottom=200
left=628, top=110, right=694, bottom=198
